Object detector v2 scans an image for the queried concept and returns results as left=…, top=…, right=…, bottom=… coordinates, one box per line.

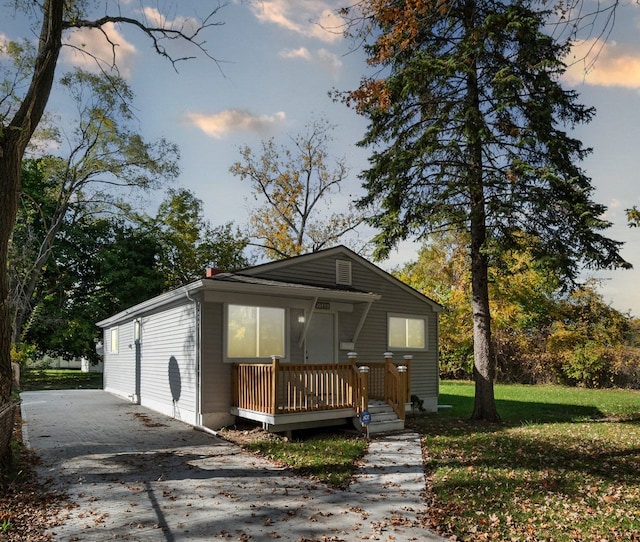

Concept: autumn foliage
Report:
left=398, top=234, right=640, bottom=388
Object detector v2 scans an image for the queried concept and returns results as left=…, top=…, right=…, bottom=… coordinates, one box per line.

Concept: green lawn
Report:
left=21, top=369, right=103, bottom=391
left=410, top=381, right=640, bottom=541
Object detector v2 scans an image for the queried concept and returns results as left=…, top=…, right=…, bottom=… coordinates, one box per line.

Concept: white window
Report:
left=110, top=327, right=119, bottom=353
left=227, top=305, right=285, bottom=358
left=388, top=314, right=426, bottom=350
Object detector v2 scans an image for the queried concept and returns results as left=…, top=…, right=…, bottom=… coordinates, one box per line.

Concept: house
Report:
left=96, top=246, right=442, bottom=433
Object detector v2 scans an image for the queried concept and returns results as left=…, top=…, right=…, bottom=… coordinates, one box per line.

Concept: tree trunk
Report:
left=0, top=149, right=23, bottom=401
left=0, top=0, right=63, bottom=402
left=469, top=218, right=500, bottom=422
left=464, top=0, right=500, bottom=422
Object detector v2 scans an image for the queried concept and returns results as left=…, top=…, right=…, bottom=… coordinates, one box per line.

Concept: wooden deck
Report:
left=231, top=354, right=411, bottom=432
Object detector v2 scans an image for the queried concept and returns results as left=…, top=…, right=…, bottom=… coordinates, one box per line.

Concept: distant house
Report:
left=96, top=246, right=442, bottom=433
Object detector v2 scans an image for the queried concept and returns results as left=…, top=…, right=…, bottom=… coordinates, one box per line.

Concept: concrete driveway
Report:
left=20, top=390, right=445, bottom=541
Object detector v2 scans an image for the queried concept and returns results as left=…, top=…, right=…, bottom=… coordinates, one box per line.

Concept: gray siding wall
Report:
left=103, top=300, right=199, bottom=425
left=138, top=302, right=198, bottom=425
left=200, top=301, right=234, bottom=428
left=251, top=253, right=440, bottom=410
left=103, top=321, right=136, bottom=400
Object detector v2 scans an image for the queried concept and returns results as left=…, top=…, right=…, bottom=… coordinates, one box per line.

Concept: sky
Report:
left=2, top=0, right=640, bottom=316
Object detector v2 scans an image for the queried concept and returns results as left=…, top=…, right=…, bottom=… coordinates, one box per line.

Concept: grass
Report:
left=21, top=368, right=103, bottom=391
left=229, top=382, right=640, bottom=540
left=244, top=430, right=368, bottom=488
left=412, top=381, right=640, bottom=541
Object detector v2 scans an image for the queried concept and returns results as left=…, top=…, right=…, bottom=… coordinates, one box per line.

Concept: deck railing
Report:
left=232, top=353, right=411, bottom=419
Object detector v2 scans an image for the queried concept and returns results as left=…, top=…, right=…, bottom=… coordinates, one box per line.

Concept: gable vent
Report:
left=336, top=259, right=352, bottom=286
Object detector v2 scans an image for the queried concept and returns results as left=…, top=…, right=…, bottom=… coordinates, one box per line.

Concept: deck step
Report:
left=354, top=402, right=405, bottom=434
left=366, top=418, right=405, bottom=435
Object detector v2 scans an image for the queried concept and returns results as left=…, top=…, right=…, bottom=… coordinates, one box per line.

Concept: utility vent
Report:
left=336, top=259, right=352, bottom=286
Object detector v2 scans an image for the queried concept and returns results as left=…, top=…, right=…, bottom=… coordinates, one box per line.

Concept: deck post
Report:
left=358, top=366, right=369, bottom=413
left=383, top=352, right=393, bottom=401
left=271, top=356, right=280, bottom=415
left=347, top=352, right=357, bottom=406
left=398, top=365, right=408, bottom=420
left=403, top=354, right=413, bottom=403
left=232, top=364, right=238, bottom=407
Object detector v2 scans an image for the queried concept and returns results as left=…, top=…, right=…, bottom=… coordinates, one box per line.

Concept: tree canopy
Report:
left=230, top=118, right=366, bottom=260
left=0, top=1, right=224, bottom=400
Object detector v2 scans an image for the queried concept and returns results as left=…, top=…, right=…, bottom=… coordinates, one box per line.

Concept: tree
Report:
left=0, top=1, right=223, bottom=401
left=627, top=207, right=640, bottom=228
left=397, top=232, right=560, bottom=381
left=230, top=118, right=365, bottom=259
left=152, top=188, right=249, bottom=289
left=341, top=0, right=630, bottom=421
left=395, top=232, right=474, bottom=379
left=24, top=217, right=166, bottom=363
left=9, top=69, right=179, bottom=344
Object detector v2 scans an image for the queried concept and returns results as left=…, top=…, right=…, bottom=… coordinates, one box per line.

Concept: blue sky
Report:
left=2, top=0, right=639, bottom=315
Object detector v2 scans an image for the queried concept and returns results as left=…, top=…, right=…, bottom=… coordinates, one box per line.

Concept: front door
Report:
left=305, top=312, right=335, bottom=363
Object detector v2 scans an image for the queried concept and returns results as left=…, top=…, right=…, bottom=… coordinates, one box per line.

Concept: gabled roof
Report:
left=96, top=269, right=381, bottom=328
left=97, top=245, right=442, bottom=328
left=239, top=245, right=443, bottom=313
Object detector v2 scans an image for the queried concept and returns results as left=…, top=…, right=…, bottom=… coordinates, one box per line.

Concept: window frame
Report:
left=387, top=313, right=427, bottom=351
left=225, top=303, right=287, bottom=362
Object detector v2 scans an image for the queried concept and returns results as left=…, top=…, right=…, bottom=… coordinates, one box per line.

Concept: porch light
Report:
left=297, top=315, right=305, bottom=324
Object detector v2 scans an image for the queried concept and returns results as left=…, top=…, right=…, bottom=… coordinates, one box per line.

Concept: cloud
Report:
left=316, top=48, right=342, bottom=77
left=564, top=39, right=640, bottom=89
left=62, top=23, right=136, bottom=78
left=141, top=7, right=201, bottom=36
left=186, top=109, right=287, bottom=138
left=279, top=46, right=342, bottom=77
left=279, top=47, right=312, bottom=60
left=249, top=0, right=344, bottom=43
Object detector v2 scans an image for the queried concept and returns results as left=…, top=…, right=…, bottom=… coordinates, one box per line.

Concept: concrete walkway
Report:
left=20, top=390, right=446, bottom=541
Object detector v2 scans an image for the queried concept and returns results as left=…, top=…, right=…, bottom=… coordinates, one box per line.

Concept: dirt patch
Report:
left=215, top=420, right=284, bottom=447
left=0, top=412, right=69, bottom=541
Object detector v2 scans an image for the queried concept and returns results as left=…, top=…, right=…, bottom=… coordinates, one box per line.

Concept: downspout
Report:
left=186, top=290, right=201, bottom=426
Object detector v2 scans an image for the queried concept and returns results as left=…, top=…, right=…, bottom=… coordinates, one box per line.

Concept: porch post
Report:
left=347, top=352, right=358, bottom=406
left=271, top=355, right=280, bottom=415
left=397, top=365, right=408, bottom=420
left=403, top=354, right=413, bottom=403
left=358, top=366, right=369, bottom=413
left=383, top=352, right=393, bottom=400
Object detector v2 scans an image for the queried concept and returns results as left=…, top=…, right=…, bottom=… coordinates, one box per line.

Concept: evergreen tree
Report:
left=341, top=0, right=629, bottom=420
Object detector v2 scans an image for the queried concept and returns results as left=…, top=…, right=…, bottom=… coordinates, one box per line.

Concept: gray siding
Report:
left=103, top=300, right=199, bottom=424
left=200, top=301, right=234, bottom=428
left=138, top=303, right=198, bottom=425
left=103, top=322, right=136, bottom=400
